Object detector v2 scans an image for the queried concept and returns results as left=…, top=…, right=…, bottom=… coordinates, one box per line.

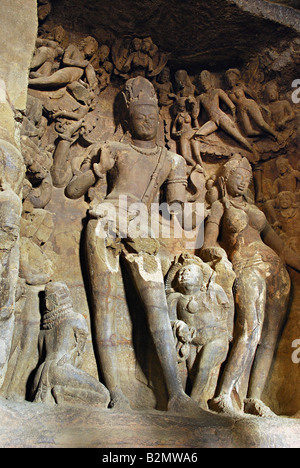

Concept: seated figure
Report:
left=32, top=281, right=110, bottom=408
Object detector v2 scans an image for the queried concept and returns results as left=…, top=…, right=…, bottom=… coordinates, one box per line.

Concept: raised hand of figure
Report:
left=219, top=176, right=230, bottom=208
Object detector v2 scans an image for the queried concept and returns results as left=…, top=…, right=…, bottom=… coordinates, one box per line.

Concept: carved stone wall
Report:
left=1, top=0, right=300, bottom=448
left=0, top=0, right=37, bottom=390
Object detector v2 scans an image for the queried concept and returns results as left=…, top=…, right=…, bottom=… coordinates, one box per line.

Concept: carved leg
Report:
left=219, top=116, right=254, bottom=154
left=190, top=139, right=203, bottom=168
left=28, top=67, right=84, bottom=89
left=195, top=120, right=218, bottom=137
left=50, top=363, right=110, bottom=408
left=210, top=268, right=266, bottom=415
left=52, top=384, right=109, bottom=407
left=247, top=104, right=278, bottom=139
left=240, top=110, right=262, bottom=137
left=178, top=137, right=195, bottom=166
left=124, top=251, right=206, bottom=416
left=85, top=219, right=130, bottom=410
left=190, top=337, right=229, bottom=410
left=245, top=265, right=291, bottom=416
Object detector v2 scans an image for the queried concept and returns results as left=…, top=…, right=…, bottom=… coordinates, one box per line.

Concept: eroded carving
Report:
left=112, top=36, right=168, bottom=79
left=30, top=26, right=66, bottom=80
left=31, top=281, right=110, bottom=407
left=0, top=205, right=54, bottom=400
left=166, top=254, right=232, bottom=410
left=195, top=70, right=257, bottom=160
left=28, top=35, right=99, bottom=93
left=0, top=180, right=22, bottom=386
left=202, top=154, right=300, bottom=416
left=1, top=6, right=300, bottom=426
left=65, top=76, right=206, bottom=415
left=264, top=81, right=295, bottom=133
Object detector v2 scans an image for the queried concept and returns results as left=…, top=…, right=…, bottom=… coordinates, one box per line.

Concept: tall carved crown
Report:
left=45, top=281, right=73, bottom=307
left=123, top=76, right=158, bottom=109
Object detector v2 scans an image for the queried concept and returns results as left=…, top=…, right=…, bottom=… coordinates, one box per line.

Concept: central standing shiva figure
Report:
left=66, top=76, right=204, bottom=415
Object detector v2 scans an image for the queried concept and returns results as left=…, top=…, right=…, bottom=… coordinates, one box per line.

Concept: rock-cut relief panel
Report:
left=1, top=17, right=300, bottom=420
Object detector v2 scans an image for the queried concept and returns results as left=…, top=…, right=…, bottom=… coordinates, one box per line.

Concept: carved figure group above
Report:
left=112, top=36, right=169, bottom=80
left=24, top=24, right=300, bottom=205
left=0, top=13, right=300, bottom=422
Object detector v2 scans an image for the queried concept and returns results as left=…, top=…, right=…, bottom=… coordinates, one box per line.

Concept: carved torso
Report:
left=173, top=291, right=228, bottom=346
left=199, top=89, right=226, bottom=123
left=100, top=141, right=187, bottom=207
left=210, top=199, right=283, bottom=274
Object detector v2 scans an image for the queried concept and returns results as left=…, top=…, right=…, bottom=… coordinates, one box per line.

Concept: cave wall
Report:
left=1, top=0, right=300, bottom=422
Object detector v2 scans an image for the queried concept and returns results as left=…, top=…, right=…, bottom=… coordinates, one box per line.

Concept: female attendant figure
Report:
left=201, top=154, right=300, bottom=416
left=171, top=96, right=203, bottom=169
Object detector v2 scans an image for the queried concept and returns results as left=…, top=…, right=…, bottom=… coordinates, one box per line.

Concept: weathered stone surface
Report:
left=1, top=0, right=300, bottom=450
left=231, top=0, right=300, bottom=32
left=265, top=0, right=300, bottom=10
left=0, top=399, right=300, bottom=448
left=0, top=0, right=37, bottom=112
left=49, top=0, right=300, bottom=69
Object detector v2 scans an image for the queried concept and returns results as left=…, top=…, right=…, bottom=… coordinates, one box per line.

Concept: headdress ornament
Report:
left=222, top=153, right=252, bottom=181
left=123, top=76, right=158, bottom=110
left=42, top=282, right=74, bottom=330
left=44, top=281, right=73, bottom=308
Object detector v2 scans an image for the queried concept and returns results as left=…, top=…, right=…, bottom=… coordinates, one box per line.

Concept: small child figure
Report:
left=166, top=255, right=231, bottom=410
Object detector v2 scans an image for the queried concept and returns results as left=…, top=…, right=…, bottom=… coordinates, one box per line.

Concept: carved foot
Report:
left=52, top=385, right=63, bottom=404
left=244, top=398, right=277, bottom=418
left=167, top=393, right=207, bottom=417
left=209, top=393, right=241, bottom=417
left=52, top=385, right=110, bottom=408
left=109, top=389, right=132, bottom=412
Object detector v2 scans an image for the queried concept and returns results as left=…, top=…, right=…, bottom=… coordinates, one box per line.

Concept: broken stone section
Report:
left=0, top=0, right=37, bottom=386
